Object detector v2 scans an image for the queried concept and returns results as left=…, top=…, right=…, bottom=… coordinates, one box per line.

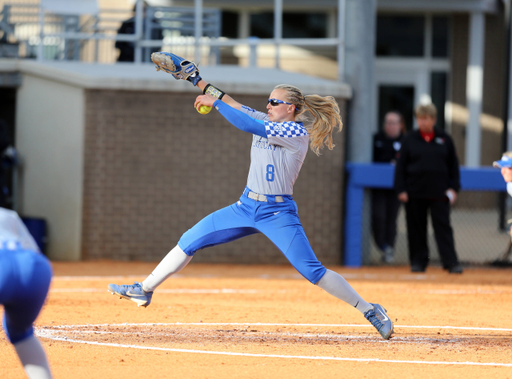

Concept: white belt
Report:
left=248, top=191, right=284, bottom=203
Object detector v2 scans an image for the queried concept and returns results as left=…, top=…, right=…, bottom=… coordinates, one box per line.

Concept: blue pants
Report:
left=0, top=250, right=53, bottom=344
left=178, top=188, right=327, bottom=284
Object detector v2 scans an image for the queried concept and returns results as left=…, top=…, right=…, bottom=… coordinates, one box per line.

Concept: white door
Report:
left=375, top=59, right=430, bottom=131
left=374, top=14, right=450, bottom=132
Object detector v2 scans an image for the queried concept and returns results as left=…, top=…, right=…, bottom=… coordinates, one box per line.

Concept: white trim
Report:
left=424, top=13, right=433, bottom=58
left=374, top=14, right=450, bottom=130
left=375, top=58, right=450, bottom=129
left=377, top=0, right=499, bottom=13
left=376, top=58, right=450, bottom=71
left=465, top=11, right=486, bottom=167
left=238, top=10, right=250, bottom=39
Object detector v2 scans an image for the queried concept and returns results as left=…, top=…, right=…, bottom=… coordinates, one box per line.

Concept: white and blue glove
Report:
left=151, top=52, right=202, bottom=86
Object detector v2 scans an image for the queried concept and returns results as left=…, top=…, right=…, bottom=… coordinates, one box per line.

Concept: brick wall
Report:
left=82, top=90, right=346, bottom=265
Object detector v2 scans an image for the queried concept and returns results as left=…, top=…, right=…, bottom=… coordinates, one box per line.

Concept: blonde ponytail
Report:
left=274, top=84, right=343, bottom=156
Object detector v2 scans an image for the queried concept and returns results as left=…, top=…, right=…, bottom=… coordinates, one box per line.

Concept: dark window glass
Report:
left=283, top=13, right=327, bottom=38
left=432, top=16, right=449, bottom=58
left=431, top=72, right=448, bottom=130
left=250, top=12, right=274, bottom=38
left=221, top=11, right=239, bottom=39
left=250, top=12, right=328, bottom=39
left=376, top=16, right=425, bottom=57
left=378, top=86, right=415, bottom=132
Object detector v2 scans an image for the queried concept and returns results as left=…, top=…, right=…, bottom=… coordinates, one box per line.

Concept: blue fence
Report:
left=344, top=163, right=507, bottom=267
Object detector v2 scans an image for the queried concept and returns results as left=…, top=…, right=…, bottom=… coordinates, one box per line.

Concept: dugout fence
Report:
left=345, top=163, right=511, bottom=267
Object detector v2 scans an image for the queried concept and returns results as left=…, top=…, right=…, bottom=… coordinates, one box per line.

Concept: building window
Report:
left=376, top=15, right=425, bottom=57
left=249, top=12, right=328, bottom=39
left=250, top=12, right=274, bottom=38
left=432, top=16, right=449, bottom=58
left=221, top=11, right=239, bottom=39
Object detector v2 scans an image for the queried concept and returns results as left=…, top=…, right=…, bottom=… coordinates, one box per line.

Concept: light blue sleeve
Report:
left=239, top=105, right=269, bottom=121
left=213, top=100, right=266, bottom=138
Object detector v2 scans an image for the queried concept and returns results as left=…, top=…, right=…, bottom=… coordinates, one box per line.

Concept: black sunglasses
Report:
left=268, top=98, right=293, bottom=107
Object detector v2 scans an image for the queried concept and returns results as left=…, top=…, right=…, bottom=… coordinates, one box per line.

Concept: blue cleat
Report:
left=364, top=303, right=394, bottom=339
left=108, top=281, right=153, bottom=308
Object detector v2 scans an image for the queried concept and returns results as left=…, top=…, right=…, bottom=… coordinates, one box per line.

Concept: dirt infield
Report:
left=2, top=261, right=512, bottom=378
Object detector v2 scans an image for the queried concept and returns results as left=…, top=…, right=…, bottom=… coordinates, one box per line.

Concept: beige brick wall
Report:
left=82, top=90, right=346, bottom=265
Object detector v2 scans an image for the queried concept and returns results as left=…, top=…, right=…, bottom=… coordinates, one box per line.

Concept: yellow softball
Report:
left=196, top=105, right=212, bottom=115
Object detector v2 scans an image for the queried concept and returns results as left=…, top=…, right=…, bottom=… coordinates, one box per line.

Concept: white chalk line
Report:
left=38, top=327, right=480, bottom=344
left=51, top=288, right=270, bottom=294
left=46, top=322, right=512, bottom=333
left=50, top=273, right=438, bottom=281
left=53, top=275, right=162, bottom=281
left=35, top=327, right=512, bottom=367
left=49, top=287, right=512, bottom=295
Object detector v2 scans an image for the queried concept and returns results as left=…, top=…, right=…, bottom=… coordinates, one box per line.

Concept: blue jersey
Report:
left=0, top=208, right=40, bottom=252
left=239, top=105, right=309, bottom=195
left=0, top=208, right=52, bottom=344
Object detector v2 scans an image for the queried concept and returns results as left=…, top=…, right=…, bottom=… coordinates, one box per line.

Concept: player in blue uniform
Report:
left=494, top=153, right=512, bottom=241
left=109, top=54, right=393, bottom=339
left=494, top=152, right=512, bottom=197
left=0, top=208, right=53, bottom=379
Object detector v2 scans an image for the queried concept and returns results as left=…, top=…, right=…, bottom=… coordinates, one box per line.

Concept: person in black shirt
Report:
left=115, top=2, right=162, bottom=62
left=394, top=103, right=462, bottom=274
left=372, top=111, right=404, bottom=263
left=0, top=118, right=15, bottom=208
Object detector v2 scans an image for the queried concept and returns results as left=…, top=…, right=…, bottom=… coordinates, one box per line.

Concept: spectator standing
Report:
left=115, top=2, right=161, bottom=62
left=0, top=118, right=16, bottom=208
left=371, top=111, right=404, bottom=263
left=394, top=103, right=463, bottom=274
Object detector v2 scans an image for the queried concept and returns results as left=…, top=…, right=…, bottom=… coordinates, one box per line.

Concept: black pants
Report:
left=404, top=197, right=460, bottom=269
left=371, top=189, right=401, bottom=251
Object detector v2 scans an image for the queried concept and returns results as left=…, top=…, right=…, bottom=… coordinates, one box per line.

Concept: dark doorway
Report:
left=378, top=85, right=415, bottom=132
left=0, top=87, right=16, bottom=209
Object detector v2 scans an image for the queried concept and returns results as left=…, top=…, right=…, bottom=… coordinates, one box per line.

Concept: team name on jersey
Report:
left=252, top=138, right=277, bottom=151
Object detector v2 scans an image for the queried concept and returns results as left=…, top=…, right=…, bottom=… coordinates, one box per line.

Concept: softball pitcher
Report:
left=108, top=53, right=394, bottom=339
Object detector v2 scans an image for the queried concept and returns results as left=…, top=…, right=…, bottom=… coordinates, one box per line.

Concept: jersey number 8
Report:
left=266, top=164, right=275, bottom=182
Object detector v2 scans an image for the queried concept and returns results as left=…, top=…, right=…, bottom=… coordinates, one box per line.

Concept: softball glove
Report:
left=151, top=52, right=202, bottom=86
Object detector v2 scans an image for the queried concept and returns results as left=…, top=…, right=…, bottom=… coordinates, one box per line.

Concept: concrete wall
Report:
left=16, top=74, right=84, bottom=260
left=81, top=89, right=346, bottom=265
left=450, top=12, right=505, bottom=167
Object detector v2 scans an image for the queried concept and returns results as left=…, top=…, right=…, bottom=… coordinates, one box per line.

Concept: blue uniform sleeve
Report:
left=213, top=100, right=267, bottom=138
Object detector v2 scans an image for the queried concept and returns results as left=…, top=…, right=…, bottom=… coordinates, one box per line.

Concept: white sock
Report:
left=142, top=245, right=192, bottom=292
left=14, top=335, right=52, bottom=379
left=316, top=269, right=373, bottom=314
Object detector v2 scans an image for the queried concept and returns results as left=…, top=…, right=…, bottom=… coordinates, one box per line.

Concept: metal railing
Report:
left=0, top=0, right=347, bottom=80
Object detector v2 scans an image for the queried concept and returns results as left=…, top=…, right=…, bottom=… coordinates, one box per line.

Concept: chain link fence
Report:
left=363, top=190, right=512, bottom=266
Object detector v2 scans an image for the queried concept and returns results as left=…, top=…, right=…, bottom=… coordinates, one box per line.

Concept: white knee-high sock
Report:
left=14, top=335, right=52, bottom=379
left=316, top=269, right=373, bottom=314
left=142, top=245, right=192, bottom=292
